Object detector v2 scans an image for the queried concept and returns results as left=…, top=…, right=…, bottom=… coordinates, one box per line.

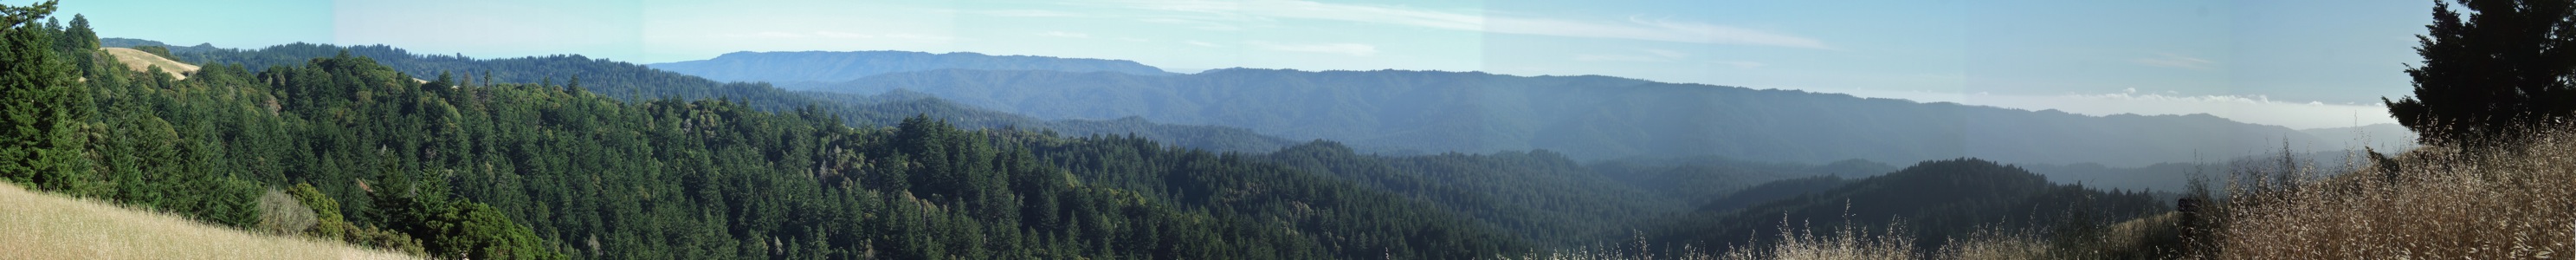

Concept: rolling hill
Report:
left=1638, top=159, right=2167, bottom=254
left=100, top=47, right=196, bottom=80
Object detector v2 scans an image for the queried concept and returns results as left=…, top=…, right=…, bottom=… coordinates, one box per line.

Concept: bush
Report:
left=255, top=188, right=316, bottom=235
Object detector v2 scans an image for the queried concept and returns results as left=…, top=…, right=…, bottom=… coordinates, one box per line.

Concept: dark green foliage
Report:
left=1591, top=157, right=1889, bottom=205
left=1256, top=140, right=1685, bottom=246
left=0, top=0, right=98, bottom=197
left=1691, top=176, right=1846, bottom=212
left=130, top=45, right=171, bottom=59
left=2386, top=0, right=2576, bottom=144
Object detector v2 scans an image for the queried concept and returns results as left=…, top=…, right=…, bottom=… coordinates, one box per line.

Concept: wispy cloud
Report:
left=1092, top=0, right=1830, bottom=49
left=1249, top=41, right=1376, bottom=56
left=1184, top=40, right=1220, bottom=47
left=2134, top=53, right=2217, bottom=69
left=719, top=30, right=955, bottom=42
left=980, top=10, right=1091, bottom=17
left=1573, top=54, right=1665, bottom=62
left=1643, top=49, right=1688, bottom=58
left=1573, top=49, right=1760, bottom=68
left=1576, top=49, right=1682, bottom=62
left=1038, top=31, right=1092, bottom=38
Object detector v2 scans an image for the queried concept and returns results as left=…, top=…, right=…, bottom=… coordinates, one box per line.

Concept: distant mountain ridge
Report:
left=646, top=50, right=1173, bottom=87
left=137, top=42, right=1296, bottom=153
left=771, top=68, right=2352, bottom=166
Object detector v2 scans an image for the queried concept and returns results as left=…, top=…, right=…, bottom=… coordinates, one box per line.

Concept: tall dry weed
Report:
left=2211, top=127, right=2576, bottom=258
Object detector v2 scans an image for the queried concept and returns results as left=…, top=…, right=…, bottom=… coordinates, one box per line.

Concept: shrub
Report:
left=255, top=187, right=316, bottom=235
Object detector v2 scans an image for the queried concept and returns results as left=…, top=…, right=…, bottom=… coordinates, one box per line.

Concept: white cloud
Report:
left=1094, top=0, right=1830, bottom=49
left=1249, top=41, right=1376, bottom=56
left=1118, top=36, right=1152, bottom=42
left=2134, top=53, right=2217, bottom=70
left=1643, top=49, right=1688, bottom=58
left=1184, top=40, right=1220, bottom=47
left=1039, top=31, right=1093, bottom=38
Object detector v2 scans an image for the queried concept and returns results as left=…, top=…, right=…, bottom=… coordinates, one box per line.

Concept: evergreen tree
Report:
left=2386, top=0, right=2576, bottom=143
left=0, top=0, right=95, bottom=195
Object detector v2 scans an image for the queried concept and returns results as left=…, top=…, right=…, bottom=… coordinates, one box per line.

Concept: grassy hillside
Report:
left=100, top=47, right=195, bottom=80
left=0, top=183, right=414, bottom=260
left=2207, top=127, right=2576, bottom=258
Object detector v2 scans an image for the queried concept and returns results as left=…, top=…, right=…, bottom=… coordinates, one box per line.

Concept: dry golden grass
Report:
left=1932, top=228, right=2049, bottom=260
left=100, top=47, right=197, bottom=80
left=0, top=182, right=416, bottom=260
left=1711, top=220, right=1916, bottom=260
left=2212, top=128, right=2576, bottom=259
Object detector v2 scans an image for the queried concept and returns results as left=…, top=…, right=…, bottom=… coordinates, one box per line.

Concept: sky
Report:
left=33, top=0, right=2434, bottom=129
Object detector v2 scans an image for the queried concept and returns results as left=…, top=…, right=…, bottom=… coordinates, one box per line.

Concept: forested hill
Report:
left=111, top=41, right=1295, bottom=153
left=1637, top=159, right=2168, bottom=256
left=20, top=33, right=1538, bottom=258
left=646, top=50, right=1175, bottom=87
left=798, top=68, right=2341, bottom=166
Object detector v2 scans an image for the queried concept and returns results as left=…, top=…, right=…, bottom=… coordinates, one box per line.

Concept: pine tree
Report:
left=0, top=0, right=97, bottom=195
left=2385, top=0, right=2576, bottom=143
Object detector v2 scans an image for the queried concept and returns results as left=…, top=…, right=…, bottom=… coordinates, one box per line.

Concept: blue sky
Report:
left=36, top=0, right=2432, bottom=129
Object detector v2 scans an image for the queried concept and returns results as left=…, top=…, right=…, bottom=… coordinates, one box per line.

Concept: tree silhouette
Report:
left=2386, top=0, right=2576, bottom=144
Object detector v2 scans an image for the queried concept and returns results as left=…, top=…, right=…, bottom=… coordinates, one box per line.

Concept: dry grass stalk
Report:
left=2212, top=127, right=2576, bottom=259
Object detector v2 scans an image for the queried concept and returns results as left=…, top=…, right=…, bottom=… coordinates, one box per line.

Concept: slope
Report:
left=0, top=183, right=414, bottom=260
left=799, top=68, right=2338, bottom=166
left=646, top=50, right=1174, bottom=87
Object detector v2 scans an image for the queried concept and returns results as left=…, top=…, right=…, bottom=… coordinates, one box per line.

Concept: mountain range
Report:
left=646, top=50, right=1173, bottom=86
left=728, top=64, right=2376, bottom=166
